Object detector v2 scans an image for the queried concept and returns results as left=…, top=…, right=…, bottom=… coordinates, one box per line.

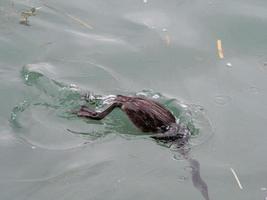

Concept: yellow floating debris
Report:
left=66, top=14, right=93, bottom=29
left=217, top=39, right=224, bottom=59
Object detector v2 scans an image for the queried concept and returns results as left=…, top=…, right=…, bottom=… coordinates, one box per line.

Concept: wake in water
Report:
left=10, top=63, right=213, bottom=150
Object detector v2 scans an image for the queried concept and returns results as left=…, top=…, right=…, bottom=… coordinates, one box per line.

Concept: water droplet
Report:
left=143, top=0, right=148, bottom=3
left=31, top=146, right=36, bottom=149
left=214, top=95, right=231, bottom=105
left=261, top=187, right=267, bottom=191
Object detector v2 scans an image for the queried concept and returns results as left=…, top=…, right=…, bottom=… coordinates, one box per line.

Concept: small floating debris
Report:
left=20, top=7, right=41, bottom=25
left=226, top=62, right=232, bottom=67
left=230, top=168, right=243, bottom=190
left=217, top=39, right=224, bottom=59
left=143, top=0, right=148, bottom=3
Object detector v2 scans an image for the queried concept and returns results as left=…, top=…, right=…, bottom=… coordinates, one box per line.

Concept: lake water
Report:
left=1, top=0, right=267, bottom=199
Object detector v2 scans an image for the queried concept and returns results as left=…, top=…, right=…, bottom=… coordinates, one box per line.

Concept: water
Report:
left=1, top=0, right=267, bottom=200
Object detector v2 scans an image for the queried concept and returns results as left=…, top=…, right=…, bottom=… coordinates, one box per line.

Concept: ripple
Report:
left=3, top=160, right=113, bottom=183
left=10, top=65, right=91, bottom=150
left=124, top=11, right=170, bottom=29
left=0, top=129, right=18, bottom=146
left=248, top=86, right=260, bottom=95
left=11, top=67, right=213, bottom=149
left=214, top=95, right=232, bottom=106
left=65, top=29, right=128, bottom=45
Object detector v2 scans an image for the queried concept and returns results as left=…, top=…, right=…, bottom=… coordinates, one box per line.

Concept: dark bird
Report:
left=75, top=95, right=190, bottom=143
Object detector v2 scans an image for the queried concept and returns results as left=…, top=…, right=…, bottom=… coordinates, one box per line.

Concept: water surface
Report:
left=1, top=0, right=267, bottom=199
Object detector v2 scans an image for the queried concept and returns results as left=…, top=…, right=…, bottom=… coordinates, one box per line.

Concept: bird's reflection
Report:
left=173, top=144, right=210, bottom=200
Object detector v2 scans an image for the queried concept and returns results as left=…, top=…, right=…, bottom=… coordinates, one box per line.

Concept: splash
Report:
left=10, top=64, right=93, bottom=150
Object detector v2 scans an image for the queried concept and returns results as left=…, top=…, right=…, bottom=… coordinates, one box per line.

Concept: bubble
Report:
left=172, top=153, right=184, bottom=161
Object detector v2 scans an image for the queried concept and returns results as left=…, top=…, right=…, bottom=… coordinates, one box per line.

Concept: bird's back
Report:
left=115, top=95, right=176, bottom=132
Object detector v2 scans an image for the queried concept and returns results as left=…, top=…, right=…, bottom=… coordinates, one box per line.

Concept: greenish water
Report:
left=1, top=0, right=267, bottom=200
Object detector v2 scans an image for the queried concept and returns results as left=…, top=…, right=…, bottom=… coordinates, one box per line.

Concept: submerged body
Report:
left=76, top=95, right=190, bottom=142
